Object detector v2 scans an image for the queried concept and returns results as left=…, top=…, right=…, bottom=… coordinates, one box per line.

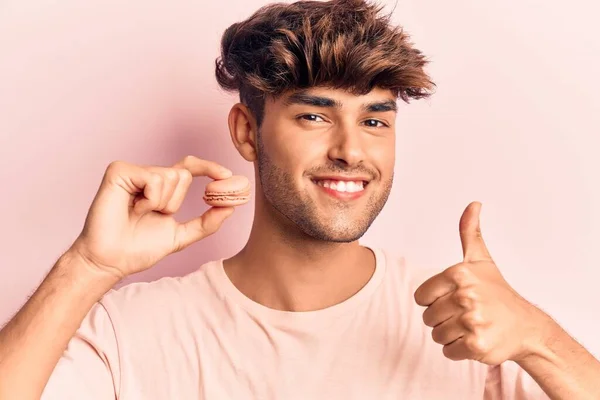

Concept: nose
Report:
left=327, top=124, right=365, bottom=167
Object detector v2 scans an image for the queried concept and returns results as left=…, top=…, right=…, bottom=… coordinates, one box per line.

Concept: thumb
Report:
left=174, top=206, right=235, bottom=251
left=459, top=201, right=492, bottom=262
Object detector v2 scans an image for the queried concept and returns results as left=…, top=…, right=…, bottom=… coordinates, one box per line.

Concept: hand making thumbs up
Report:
left=413, top=201, right=550, bottom=365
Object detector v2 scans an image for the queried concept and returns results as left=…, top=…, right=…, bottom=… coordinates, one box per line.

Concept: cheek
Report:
left=262, top=123, right=324, bottom=167
left=264, top=135, right=308, bottom=167
left=370, top=139, right=395, bottom=175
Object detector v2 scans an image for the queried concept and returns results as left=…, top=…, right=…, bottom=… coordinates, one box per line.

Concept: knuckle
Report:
left=188, top=223, right=210, bottom=242
left=106, top=160, right=125, bottom=175
left=453, top=288, right=478, bottom=308
left=460, top=311, right=483, bottom=330
left=446, top=264, right=472, bottom=286
left=164, top=168, right=180, bottom=182
left=178, top=168, right=193, bottom=184
left=181, top=155, right=200, bottom=166
left=145, top=174, right=163, bottom=201
left=465, top=335, right=488, bottom=354
left=202, top=221, right=217, bottom=235
left=149, top=172, right=163, bottom=186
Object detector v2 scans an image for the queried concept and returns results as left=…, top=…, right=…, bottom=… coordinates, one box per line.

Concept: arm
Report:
left=0, top=250, right=119, bottom=400
left=413, top=202, right=600, bottom=399
left=515, top=314, right=600, bottom=400
left=0, top=156, right=236, bottom=400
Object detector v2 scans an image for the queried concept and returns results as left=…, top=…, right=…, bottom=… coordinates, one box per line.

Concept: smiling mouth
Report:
left=309, top=177, right=371, bottom=201
left=312, top=178, right=368, bottom=193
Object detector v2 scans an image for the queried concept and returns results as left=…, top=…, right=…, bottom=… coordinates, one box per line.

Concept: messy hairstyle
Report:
left=215, top=0, right=435, bottom=126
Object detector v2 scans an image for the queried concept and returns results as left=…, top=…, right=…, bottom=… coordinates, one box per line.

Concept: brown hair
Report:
left=215, top=0, right=435, bottom=126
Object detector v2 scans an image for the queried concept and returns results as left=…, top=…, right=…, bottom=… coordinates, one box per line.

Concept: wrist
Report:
left=56, top=248, right=121, bottom=301
left=513, top=308, right=559, bottom=365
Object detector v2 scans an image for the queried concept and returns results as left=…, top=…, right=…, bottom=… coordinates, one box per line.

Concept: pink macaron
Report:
left=203, top=175, right=251, bottom=207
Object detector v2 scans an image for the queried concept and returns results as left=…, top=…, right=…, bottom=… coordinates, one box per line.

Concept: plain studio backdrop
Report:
left=0, top=0, right=598, bottom=358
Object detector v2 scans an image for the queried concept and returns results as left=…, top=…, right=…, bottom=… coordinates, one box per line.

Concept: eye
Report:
left=363, top=119, right=388, bottom=128
left=298, top=114, right=326, bottom=123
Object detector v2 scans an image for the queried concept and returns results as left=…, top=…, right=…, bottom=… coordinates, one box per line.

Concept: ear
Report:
left=228, top=103, right=258, bottom=162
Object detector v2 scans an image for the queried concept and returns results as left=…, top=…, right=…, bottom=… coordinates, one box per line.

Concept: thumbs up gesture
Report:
left=414, top=202, right=549, bottom=365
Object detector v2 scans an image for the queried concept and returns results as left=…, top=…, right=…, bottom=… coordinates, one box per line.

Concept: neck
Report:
left=223, top=198, right=376, bottom=312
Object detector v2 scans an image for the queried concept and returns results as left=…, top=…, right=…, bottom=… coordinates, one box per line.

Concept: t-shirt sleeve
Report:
left=484, top=362, right=549, bottom=399
left=41, top=302, right=121, bottom=400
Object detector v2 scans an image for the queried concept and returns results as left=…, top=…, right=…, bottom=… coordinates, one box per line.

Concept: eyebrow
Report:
left=363, top=100, right=397, bottom=113
left=284, top=92, right=397, bottom=113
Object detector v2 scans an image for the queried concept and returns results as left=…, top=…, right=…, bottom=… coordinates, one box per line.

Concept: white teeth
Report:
left=316, top=179, right=365, bottom=193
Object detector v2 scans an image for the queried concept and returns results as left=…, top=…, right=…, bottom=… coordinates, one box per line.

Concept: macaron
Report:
left=203, top=175, right=251, bottom=207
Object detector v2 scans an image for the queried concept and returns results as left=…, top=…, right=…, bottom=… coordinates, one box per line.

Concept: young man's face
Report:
left=256, top=86, right=396, bottom=242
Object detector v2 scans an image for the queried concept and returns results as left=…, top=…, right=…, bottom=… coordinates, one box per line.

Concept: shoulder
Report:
left=98, top=258, right=223, bottom=320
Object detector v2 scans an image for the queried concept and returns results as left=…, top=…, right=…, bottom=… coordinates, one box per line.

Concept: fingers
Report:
left=431, top=309, right=488, bottom=347
left=442, top=337, right=468, bottom=361
left=428, top=299, right=487, bottom=347
left=164, top=168, right=193, bottom=214
left=431, top=314, right=464, bottom=345
left=415, top=262, right=480, bottom=307
left=414, top=271, right=455, bottom=307
left=103, top=157, right=233, bottom=217
left=422, top=291, right=454, bottom=327
left=102, top=162, right=162, bottom=215
left=459, top=201, right=492, bottom=262
left=422, top=287, right=480, bottom=327
left=138, top=155, right=233, bottom=215
left=174, top=206, right=235, bottom=251
left=132, top=170, right=169, bottom=216
left=442, top=335, right=491, bottom=362
left=142, top=167, right=192, bottom=215
left=173, top=155, right=232, bottom=180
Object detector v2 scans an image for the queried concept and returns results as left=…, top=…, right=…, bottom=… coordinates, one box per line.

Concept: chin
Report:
left=300, top=222, right=371, bottom=243
left=324, top=234, right=366, bottom=243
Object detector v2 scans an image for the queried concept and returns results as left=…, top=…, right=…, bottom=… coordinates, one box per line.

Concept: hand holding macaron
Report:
left=70, top=155, right=251, bottom=281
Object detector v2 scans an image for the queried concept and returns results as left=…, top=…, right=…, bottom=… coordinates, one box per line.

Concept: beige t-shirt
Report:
left=42, top=247, right=549, bottom=399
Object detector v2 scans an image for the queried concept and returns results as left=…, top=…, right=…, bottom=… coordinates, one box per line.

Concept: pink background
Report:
left=1, top=1, right=598, bottom=356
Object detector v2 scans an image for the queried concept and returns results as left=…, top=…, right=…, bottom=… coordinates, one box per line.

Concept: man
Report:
left=1, top=0, right=598, bottom=399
